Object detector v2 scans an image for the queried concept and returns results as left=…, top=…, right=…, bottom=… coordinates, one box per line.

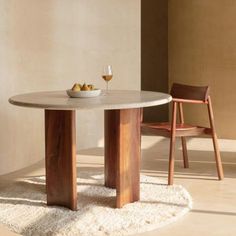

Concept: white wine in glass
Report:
left=102, top=65, right=113, bottom=93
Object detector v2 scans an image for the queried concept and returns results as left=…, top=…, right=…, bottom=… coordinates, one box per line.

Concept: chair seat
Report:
left=141, top=122, right=212, bottom=137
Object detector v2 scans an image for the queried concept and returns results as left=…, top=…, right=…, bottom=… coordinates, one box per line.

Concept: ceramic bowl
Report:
left=66, top=89, right=101, bottom=98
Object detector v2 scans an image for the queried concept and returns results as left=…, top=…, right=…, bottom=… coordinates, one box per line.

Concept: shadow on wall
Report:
left=141, top=0, right=169, bottom=122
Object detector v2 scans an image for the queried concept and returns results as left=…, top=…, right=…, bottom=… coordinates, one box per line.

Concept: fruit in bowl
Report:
left=88, top=84, right=95, bottom=90
left=71, top=83, right=81, bottom=91
left=81, top=83, right=90, bottom=91
left=67, top=83, right=101, bottom=98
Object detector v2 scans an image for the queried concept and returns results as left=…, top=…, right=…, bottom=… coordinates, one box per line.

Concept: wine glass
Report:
left=102, top=65, right=113, bottom=94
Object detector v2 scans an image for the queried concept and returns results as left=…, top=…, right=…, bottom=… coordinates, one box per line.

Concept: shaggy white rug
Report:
left=0, top=172, right=192, bottom=236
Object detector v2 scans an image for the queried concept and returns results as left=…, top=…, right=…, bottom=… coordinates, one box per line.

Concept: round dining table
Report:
left=9, top=90, right=172, bottom=211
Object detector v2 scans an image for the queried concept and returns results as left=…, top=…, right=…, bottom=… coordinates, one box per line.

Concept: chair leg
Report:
left=181, top=137, right=189, bottom=168
left=211, top=132, right=224, bottom=180
left=178, top=102, right=189, bottom=168
left=168, top=102, right=177, bottom=185
left=168, top=136, right=176, bottom=185
left=207, top=96, right=224, bottom=180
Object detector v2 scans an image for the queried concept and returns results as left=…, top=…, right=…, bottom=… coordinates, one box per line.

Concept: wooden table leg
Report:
left=105, top=108, right=141, bottom=208
left=45, top=110, right=77, bottom=210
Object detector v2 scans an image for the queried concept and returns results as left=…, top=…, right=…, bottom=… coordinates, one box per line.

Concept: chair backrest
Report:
left=170, top=83, right=210, bottom=103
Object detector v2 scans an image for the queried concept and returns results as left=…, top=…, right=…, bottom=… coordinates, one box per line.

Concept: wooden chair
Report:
left=141, top=83, right=224, bottom=185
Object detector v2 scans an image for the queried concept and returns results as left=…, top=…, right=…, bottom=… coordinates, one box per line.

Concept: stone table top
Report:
left=9, top=90, right=172, bottom=110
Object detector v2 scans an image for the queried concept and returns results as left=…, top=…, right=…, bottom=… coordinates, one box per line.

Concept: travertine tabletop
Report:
left=9, top=90, right=172, bottom=110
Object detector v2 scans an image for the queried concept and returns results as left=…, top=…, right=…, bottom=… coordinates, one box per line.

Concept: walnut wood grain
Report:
left=45, top=110, right=77, bottom=210
left=105, top=109, right=141, bottom=208
left=178, top=103, right=189, bottom=168
left=168, top=102, right=177, bottom=185
left=171, top=83, right=210, bottom=102
left=104, top=110, right=117, bottom=189
left=141, top=122, right=208, bottom=137
left=207, top=96, right=224, bottom=180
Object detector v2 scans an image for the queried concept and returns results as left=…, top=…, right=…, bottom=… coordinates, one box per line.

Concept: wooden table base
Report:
left=105, top=108, right=141, bottom=208
left=45, top=110, right=77, bottom=210
left=44, top=108, right=141, bottom=210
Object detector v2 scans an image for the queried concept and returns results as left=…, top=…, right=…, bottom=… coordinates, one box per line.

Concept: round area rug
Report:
left=0, top=172, right=192, bottom=236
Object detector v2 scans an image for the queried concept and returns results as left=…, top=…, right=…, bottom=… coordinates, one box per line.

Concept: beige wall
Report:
left=0, top=0, right=140, bottom=175
left=141, top=0, right=168, bottom=122
left=169, top=0, right=236, bottom=138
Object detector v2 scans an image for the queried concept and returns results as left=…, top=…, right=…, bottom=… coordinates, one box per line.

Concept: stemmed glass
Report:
left=102, top=65, right=113, bottom=94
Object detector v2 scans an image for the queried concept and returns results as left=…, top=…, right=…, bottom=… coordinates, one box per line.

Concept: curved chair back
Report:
left=170, top=83, right=210, bottom=103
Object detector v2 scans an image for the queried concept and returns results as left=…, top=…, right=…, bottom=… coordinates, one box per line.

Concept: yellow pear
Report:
left=81, top=83, right=90, bottom=91
left=88, top=84, right=94, bottom=90
left=72, top=83, right=81, bottom=91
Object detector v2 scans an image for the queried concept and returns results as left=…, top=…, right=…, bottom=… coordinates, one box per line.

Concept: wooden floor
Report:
left=0, top=136, right=236, bottom=236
